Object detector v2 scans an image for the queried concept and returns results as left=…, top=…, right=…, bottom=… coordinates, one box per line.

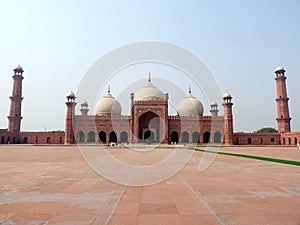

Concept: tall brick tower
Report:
left=65, top=91, right=76, bottom=144
left=8, top=65, right=24, bottom=132
left=274, top=66, right=291, bottom=133
left=223, top=92, right=233, bottom=145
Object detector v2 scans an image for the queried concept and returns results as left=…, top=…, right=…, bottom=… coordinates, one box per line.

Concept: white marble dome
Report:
left=223, top=92, right=232, bottom=99
left=67, top=91, right=75, bottom=98
left=134, top=77, right=166, bottom=101
left=177, top=90, right=204, bottom=116
left=274, top=66, right=285, bottom=73
left=95, top=89, right=122, bottom=116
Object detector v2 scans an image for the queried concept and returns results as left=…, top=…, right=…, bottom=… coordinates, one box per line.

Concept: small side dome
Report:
left=274, top=65, right=285, bottom=73
left=210, top=102, right=218, bottom=107
left=223, top=92, right=231, bottom=99
left=14, top=64, right=23, bottom=71
left=95, top=87, right=122, bottom=116
left=67, top=91, right=75, bottom=98
left=81, top=100, right=88, bottom=106
left=177, top=89, right=204, bottom=116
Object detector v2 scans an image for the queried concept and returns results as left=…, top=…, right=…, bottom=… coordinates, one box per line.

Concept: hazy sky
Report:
left=0, top=0, right=299, bottom=132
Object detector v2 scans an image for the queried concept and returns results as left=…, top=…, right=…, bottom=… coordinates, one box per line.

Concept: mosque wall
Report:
left=280, top=132, right=300, bottom=145
left=233, top=133, right=281, bottom=145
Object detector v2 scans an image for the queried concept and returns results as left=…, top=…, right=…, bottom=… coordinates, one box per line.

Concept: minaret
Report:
left=65, top=91, right=76, bottom=144
left=80, top=100, right=89, bottom=116
left=8, top=65, right=24, bottom=132
left=210, top=102, right=219, bottom=116
left=274, top=66, right=291, bottom=133
left=222, top=92, right=233, bottom=145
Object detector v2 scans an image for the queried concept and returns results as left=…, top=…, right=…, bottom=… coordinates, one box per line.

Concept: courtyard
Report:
left=0, top=145, right=299, bottom=225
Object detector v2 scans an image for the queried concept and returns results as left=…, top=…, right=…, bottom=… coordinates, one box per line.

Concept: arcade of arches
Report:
left=75, top=130, right=223, bottom=144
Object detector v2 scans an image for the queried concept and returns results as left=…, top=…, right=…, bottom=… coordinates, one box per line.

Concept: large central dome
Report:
left=134, top=76, right=166, bottom=101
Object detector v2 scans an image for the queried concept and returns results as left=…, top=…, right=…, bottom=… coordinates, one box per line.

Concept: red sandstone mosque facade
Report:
left=0, top=65, right=299, bottom=146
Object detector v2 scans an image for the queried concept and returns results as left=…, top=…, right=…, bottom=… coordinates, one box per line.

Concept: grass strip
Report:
left=189, top=147, right=300, bottom=166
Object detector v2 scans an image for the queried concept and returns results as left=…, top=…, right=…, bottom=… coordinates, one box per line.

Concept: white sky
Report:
left=0, top=0, right=299, bottom=132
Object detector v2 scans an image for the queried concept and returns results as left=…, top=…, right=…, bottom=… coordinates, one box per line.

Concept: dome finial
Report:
left=108, top=85, right=110, bottom=94
left=148, top=72, right=151, bottom=82
left=188, top=85, right=191, bottom=93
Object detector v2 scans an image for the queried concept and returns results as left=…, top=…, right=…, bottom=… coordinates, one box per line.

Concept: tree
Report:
left=254, top=127, right=278, bottom=133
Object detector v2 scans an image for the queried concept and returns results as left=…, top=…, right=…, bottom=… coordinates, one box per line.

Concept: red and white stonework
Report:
left=0, top=65, right=299, bottom=145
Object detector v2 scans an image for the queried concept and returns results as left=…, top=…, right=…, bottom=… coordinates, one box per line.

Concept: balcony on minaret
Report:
left=274, top=66, right=286, bottom=77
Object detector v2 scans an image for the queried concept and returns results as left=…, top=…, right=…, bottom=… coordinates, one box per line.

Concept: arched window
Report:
left=77, top=131, right=85, bottom=143
left=235, top=137, right=239, bottom=145
left=47, top=137, right=51, bottom=144
left=283, top=138, right=286, bottom=145
left=271, top=138, right=275, bottom=144
left=214, top=132, right=222, bottom=143
left=247, top=138, right=252, bottom=145
left=88, top=131, right=95, bottom=143
left=109, top=131, right=117, bottom=143
left=171, top=131, right=178, bottom=143
left=120, top=131, right=128, bottom=143
left=181, top=132, right=189, bottom=143
left=1, top=136, right=4, bottom=144
left=192, top=132, right=200, bottom=143
left=288, top=138, right=291, bottom=145
left=260, top=138, right=263, bottom=144
left=203, top=132, right=210, bottom=143
left=295, top=137, right=298, bottom=145
left=23, top=137, right=28, bottom=144
left=98, top=131, right=106, bottom=143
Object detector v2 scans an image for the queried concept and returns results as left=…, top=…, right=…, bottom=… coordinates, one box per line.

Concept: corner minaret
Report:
left=274, top=66, right=291, bottom=133
left=65, top=91, right=76, bottom=144
left=222, top=92, right=233, bottom=145
left=8, top=65, right=24, bottom=132
left=210, top=102, right=219, bottom=116
left=80, top=101, right=89, bottom=116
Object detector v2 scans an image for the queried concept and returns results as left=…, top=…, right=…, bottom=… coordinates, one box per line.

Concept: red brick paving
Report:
left=0, top=145, right=299, bottom=225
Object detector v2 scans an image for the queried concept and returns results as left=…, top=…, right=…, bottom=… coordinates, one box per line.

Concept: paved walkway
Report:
left=0, top=145, right=299, bottom=225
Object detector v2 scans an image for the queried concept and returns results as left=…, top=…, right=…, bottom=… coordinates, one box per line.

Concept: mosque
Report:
left=0, top=65, right=299, bottom=146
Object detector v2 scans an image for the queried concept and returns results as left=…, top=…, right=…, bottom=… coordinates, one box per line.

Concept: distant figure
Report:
left=297, top=142, right=300, bottom=149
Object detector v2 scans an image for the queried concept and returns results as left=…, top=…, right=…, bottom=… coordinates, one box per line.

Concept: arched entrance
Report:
left=247, top=138, right=252, bottom=145
left=109, top=131, right=117, bottom=143
left=203, top=131, right=210, bottom=143
left=214, top=132, right=221, bottom=143
left=77, top=131, right=85, bottom=143
left=192, top=132, right=200, bottom=143
left=181, top=131, right=189, bottom=143
left=120, top=131, right=128, bottom=143
left=87, top=131, right=95, bottom=143
left=171, top=131, right=178, bottom=143
left=144, top=130, right=155, bottom=142
left=98, top=131, right=106, bottom=143
left=138, top=111, right=160, bottom=143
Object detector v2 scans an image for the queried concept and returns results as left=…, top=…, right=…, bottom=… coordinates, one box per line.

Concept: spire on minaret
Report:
left=188, top=85, right=191, bottom=93
left=108, top=85, right=111, bottom=94
left=148, top=72, right=151, bottom=82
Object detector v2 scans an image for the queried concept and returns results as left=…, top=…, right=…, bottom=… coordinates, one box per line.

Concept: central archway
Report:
left=138, top=111, right=160, bottom=143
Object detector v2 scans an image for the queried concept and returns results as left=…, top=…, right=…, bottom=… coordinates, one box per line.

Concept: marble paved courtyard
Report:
left=0, top=145, right=300, bottom=225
